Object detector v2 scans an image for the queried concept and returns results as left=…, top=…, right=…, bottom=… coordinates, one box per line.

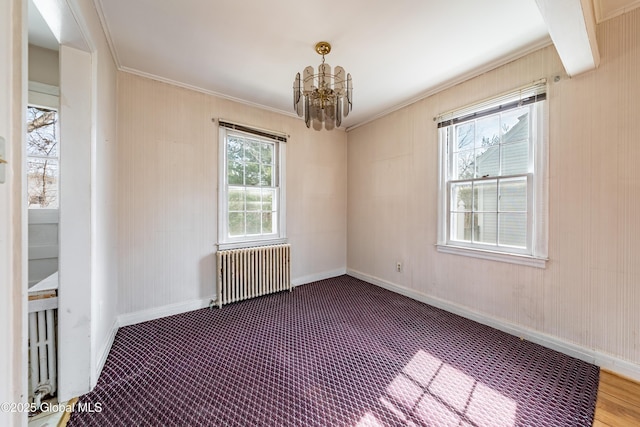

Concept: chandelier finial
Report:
left=315, top=41, right=331, bottom=57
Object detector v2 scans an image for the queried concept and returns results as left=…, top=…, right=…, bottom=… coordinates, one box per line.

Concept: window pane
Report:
left=229, top=212, right=245, bottom=236
left=262, top=189, right=274, bottom=211
left=227, top=137, right=243, bottom=163
left=27, top=158, right=58, bottom=208
left=228, top=160, right=244, bottom=185
left=473, top=213, right=497, bottom=245
left=475, top=115, right=500, bottom=148
left=475, top=145, right=499, bottom=178
left=260, top=165, right=272, bottom=186
left=473, top=180, right=497, bottom=212
left=501, top=108, right=529, bottom=143
left=453, top=149, right=475, bottom=180
left=260, top=143, right=273, bottom=164
left=455, top=122, right=474, bottom=151
left=245, top=140, right=260, bottom=163
left=245, top=163, right=260, bottom=186
left=228, top=188, right=245, bottom=211
left=262, top=212, right=274, bottom=234
left=441, top=99, right=541, bottom=255
left=222, top=130, right=281, bottom=243
left=501, top=140, right=528, bottom=175
left=246, top=212, right=261, bottom=234
left=27, top=107, right=58, bottom=157
left=499, top=213, right=527, bottom=247
left=451, top=182, right=472, bottom=212
left=499, top=178, right=527, bottom=212
left=246, top=189, right=261, bottom=211
left=450, top=212, right=473, bottom=242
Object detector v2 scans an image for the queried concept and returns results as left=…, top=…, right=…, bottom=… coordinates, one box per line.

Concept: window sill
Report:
left=217, top=238, right=288, bottom=251
left=436, top=244, right=548, bottom=268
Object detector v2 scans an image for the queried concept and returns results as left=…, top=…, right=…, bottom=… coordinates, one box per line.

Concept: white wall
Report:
left=72, top=0, right=119, bottom=387
left=55, top=0, right=119, bottom=397
left=348, top=10, right=640, bottom=378
left=27, top=44, right=58, bottom=86
left=0, top=0, right=26, bottom=425
left=58, top=44, right=92, bottom=401
left=117, top=72, right=347, bottom=319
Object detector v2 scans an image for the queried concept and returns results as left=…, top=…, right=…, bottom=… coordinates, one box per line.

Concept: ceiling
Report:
left=28, top=0, right=640, bottom=130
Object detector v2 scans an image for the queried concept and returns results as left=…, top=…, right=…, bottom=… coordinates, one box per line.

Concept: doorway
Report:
left=26, top=2, right=60, bottom=414
left=26, top=0, right=94, bottom=417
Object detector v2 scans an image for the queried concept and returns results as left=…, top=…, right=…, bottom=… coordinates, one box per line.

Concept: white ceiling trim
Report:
left=535, top=0, right=600, bottom=76
left=93, top=0, right=121, bottom=68
left=119, top=66, right=301, bottom=121
left=346, top=37, right=553, bottom=132
left=593, top=0, right=640, bottom=22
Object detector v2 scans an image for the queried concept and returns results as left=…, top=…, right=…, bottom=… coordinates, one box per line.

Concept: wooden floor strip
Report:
left=58, top=397, right=78, bottom=427
left=593, top=370, right=640, bottom=427
left=598, top=370, right=640, bottom=407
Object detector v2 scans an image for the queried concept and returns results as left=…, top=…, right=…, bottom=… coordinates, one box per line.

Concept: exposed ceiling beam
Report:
left=32, top=0, right=89, bottom=51
left=535, top=0, right=600, bottom=76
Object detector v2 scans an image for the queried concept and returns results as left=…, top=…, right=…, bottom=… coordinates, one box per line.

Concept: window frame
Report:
left=436, top=86, right=548, bottom=268
left=217, top=125, right=287, bottom=250
left=26, top=101, right=60, bottom=210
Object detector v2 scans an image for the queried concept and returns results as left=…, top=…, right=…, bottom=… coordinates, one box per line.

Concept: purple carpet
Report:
left=68, top=275, right=599, bottom=426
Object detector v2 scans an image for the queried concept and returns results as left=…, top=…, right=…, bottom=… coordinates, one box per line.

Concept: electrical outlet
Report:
left=396, top=262, right=402, bottom=272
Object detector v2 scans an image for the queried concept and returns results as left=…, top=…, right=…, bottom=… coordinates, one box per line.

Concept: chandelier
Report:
left=293, top=42, right=352, bottom=130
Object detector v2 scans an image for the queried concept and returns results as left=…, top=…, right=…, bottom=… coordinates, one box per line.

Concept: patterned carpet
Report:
left=68, top=275, right=599, bottom=426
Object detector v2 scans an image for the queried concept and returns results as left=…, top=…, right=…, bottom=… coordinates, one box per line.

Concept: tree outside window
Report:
left=27, top=106, right=59, bottom=209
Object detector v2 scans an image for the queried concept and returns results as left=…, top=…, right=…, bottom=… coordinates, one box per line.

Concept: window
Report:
left=436, top=82, right=548, bottom=267
left=27, top=105, right=59, bottom=209
left=218, top=122, right=286, bottom=249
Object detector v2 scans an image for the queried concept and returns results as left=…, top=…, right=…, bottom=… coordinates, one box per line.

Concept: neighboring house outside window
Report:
left=218, top=122, right=286, bottom=249
left=436, top=82, right=548, bottom=267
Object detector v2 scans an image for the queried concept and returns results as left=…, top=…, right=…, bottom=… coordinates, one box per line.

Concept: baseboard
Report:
left=116, top=268, right=347, bottom=327
left=347, top=269, right=640, bottom=382
left=95, top=318, right=118, bottom=386
left=291, top=268, right=347, bottom=287
left=117, top=296, right=215, bottom=327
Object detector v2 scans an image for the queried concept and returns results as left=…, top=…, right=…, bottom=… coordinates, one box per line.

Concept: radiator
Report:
left=28, top=304, right=57, bottom=406
left=216, top=244, right=291, bottom=308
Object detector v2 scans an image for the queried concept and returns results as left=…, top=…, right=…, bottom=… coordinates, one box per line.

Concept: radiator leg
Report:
left=33, top=391, right=42, bottom=412
left=45, top=309, right=56, bottom=394
left=28, top=312, right=39, bottom=396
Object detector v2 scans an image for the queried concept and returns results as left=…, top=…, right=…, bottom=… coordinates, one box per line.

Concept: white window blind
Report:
left=436, top=79, right=547, bottom=127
